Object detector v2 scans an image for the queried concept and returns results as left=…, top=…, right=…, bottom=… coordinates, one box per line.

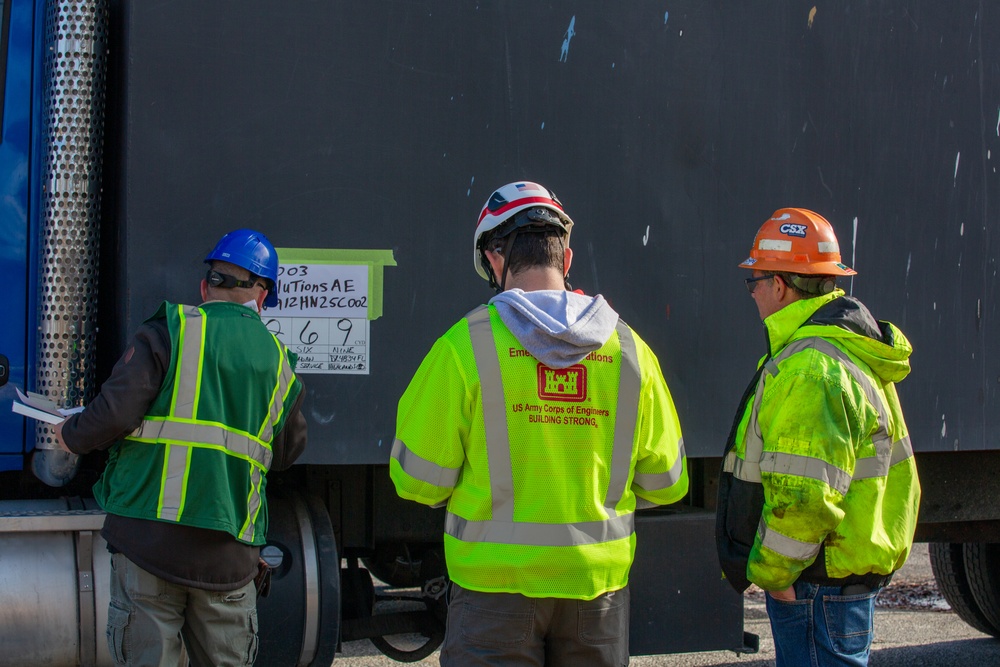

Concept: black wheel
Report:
left=368, top=594, right=446, bottom=663
left=256, top=490, right=341, bottom=666
left=369, top=546, right=448, bottom=662
left=963, top=542, right=1000, bottom=636
left=929, top=542, right=1000, bottom=637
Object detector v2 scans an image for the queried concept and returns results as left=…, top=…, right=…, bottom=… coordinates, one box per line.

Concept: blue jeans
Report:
left=765, top=581, right=879, bottom=667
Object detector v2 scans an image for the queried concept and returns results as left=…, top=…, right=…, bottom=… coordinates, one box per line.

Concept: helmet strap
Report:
left=206, top=269, right=264, bottom=291
left=483, top=223, right=570, bottom=293
left=498, top=229, right=520, bottom=292
left=560, top=236, right=571, bottom=290
left=481, top=252, right=502, bottom=292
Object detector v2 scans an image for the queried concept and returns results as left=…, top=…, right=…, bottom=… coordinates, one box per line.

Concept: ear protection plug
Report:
left=790, top=275, right=837, bottom=295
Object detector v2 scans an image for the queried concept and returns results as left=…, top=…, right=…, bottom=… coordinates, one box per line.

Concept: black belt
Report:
left=799, top=571, right=893, bottom=594
left=841, top=573, right=893, bottom=595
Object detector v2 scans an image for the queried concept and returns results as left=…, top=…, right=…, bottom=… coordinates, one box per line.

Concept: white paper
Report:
left=263, top=262, right=373, bottom=374
left=12, top=388, right=82, bottom=424
left=268, top=264, right=369, bottom=319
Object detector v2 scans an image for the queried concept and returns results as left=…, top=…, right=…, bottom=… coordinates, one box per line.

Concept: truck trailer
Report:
left=1, top=1, right=998, bottom=665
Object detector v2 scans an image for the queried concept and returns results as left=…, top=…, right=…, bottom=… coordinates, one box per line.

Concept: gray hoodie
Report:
left=489, top=288, right=620, bottom=369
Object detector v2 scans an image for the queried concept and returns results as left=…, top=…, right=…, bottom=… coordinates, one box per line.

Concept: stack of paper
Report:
left=11, top=388, right=84, bottom=425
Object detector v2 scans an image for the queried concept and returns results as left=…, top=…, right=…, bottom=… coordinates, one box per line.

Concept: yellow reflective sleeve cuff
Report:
left=633, top=444, right=688, bottom=505
left=389, top=441, right=456, bottom=507
left=748, top=518, right=823, bottom=590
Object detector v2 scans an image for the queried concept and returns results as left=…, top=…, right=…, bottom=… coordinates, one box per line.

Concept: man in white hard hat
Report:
left=390, top=181, right=688, bottom=665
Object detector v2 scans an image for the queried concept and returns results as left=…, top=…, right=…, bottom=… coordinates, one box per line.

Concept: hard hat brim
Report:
left=738, top=257, right=857, bottom=276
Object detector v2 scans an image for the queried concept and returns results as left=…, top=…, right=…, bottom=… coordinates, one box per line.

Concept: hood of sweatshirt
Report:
left=765, top=290, right=912, bottom=384
left=488, top=289, right=620, bottom=368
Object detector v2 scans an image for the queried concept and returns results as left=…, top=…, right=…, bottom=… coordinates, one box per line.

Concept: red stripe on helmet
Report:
left=476, top=196, right=564, bottom=225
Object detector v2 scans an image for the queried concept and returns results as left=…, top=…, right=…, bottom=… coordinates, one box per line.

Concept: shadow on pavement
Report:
left=869, top=637, right=1000, bottom=665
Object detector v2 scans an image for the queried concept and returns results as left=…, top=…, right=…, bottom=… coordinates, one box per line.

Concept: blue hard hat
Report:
left=205, top=229, right=279, bottom=308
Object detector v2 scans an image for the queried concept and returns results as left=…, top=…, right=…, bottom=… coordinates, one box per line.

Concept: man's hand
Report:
left=767, top=585, right=796, bottom=602
left=52, top=421, right=73, bottom=454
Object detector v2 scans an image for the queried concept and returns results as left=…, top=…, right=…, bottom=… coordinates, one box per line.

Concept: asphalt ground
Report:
left=333, top=544, right=1000, bottom=666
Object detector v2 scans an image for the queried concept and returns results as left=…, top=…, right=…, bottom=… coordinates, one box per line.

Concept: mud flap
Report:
left=630, top=507, right=756, bottom=655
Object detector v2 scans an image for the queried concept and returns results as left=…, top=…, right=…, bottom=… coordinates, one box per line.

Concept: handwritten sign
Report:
left=264, top=250, right=396, bottom=375
left=264, top=316, right=370, bottom=375
left=264, top=263, right=371, bottom=374
left=269, top=263, right=369, bottom=319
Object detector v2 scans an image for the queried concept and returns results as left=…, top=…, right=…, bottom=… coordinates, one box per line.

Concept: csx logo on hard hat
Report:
left=779, top=223, right=807, bottom=237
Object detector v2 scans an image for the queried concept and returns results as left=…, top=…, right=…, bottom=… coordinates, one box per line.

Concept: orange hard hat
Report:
left=738, top=208, right=857, bottom=276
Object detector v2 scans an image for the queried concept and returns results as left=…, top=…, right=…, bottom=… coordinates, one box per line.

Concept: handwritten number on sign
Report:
left=265, top=319, right=283, bottom=337
left=299, top=320, right=319, bottom=345
left=337, top=318, right=353, bottom=346
left=278, top=265, right=309, bottom=277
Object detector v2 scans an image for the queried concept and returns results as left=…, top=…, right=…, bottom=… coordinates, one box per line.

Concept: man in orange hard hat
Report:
left=716, top=208, right=921, bottom=666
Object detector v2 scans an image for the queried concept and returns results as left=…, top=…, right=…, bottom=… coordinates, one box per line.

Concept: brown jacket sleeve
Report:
left=269, top=378, right=307, bottom=471
left=62, top=318, right=308, bottom=467
left=61, top=321, right=171, bottom=455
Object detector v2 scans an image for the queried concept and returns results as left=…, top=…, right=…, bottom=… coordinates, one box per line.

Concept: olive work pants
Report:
left=440, top=582, right=630, bottom=666
left=106, top=553, right=259, bottom=667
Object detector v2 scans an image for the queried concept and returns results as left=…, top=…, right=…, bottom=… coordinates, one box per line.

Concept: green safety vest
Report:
left=391, top=304, right=688, bottom=599
left=94, top=301, right=302, bottom=545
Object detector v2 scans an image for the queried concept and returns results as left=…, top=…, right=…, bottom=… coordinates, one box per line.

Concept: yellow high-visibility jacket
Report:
left=717, top=290, right=920, bottom=592
left=391, top=304, right=688, bottom=599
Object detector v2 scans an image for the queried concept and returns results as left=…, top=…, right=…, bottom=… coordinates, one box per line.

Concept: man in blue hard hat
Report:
left=55, top=229, right=307, bottom=667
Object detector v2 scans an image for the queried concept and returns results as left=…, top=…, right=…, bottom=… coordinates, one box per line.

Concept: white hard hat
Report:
left=473, top=181, right=574, bottom=280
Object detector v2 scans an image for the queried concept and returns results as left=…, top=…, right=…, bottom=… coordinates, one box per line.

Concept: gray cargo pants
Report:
left=106, top=553, right=258, bottom=667
left=440, top=582, right=630, bottom=666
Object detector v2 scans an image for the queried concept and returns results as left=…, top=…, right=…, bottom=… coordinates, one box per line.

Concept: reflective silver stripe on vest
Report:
left=757, top=516, right=822, bottom=561
left=158, top=443, right=192, bottom=522
left=759, top=450, right=852, bottom=496
left=445, top=511, right=635, bottom=547
left=727, top=337, right=913, bottom=491
left=605, top=321, right=640, bottom=516
left=460, top=305, right=639, bottom=546
left=466, top=306, right=516, bottom=523
left=258, top=336, right=297, bottom=443
left=727, top=358, right=770, bottom=480
left=854, top=435, right=915, bottom=480
left=158, top=306, right=203, bottom=521
left=172, top=306, right=205, bottom=419
left=131, top=418, right=273, bottom=470
left=634, top=437, right=686, bottom=491
left=391, top=437, right=461, bottom=488
left=240, top=465, right=263, bottom=542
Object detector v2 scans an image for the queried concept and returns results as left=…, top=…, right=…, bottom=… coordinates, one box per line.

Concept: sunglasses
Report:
left=744, top=274, right=774, bottom=294
left=206, top=269, right=266, bottom=291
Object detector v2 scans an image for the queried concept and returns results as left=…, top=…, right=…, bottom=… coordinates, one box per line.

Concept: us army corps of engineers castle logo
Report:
left=536, top=363, right=587, bottom=402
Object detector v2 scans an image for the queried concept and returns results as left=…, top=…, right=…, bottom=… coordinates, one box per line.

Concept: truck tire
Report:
left=929, top=542, right=1000, bottom=637
left=257, top=490, right=341, bottom=666
left=963, top=542, right=1000, bottom=636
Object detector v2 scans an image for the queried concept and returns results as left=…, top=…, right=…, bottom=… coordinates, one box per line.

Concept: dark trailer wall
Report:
left=108, top=2, right=998, bottom=461
left=100, top=0, right=997, bottom=658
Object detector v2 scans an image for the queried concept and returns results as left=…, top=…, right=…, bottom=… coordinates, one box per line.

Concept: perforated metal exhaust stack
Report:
left=31, top=0, right=109, bottom=487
